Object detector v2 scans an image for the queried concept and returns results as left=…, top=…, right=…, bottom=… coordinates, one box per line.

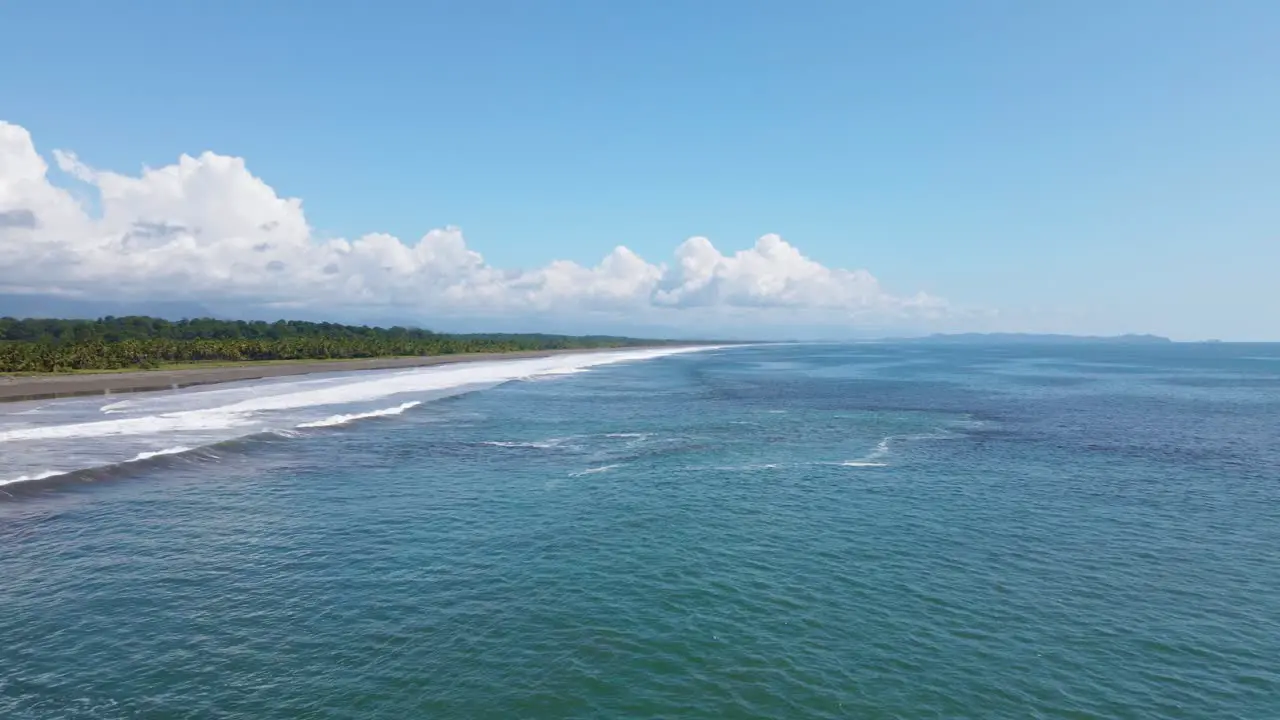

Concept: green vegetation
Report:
left=0, top=316, right=671, bottom=373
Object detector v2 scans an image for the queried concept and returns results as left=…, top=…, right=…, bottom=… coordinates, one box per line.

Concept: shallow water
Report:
left=2, top=343, right=1278, bottom=718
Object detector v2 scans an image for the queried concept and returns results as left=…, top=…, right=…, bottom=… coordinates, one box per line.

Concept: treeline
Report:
left=1, top=316, right=445, bottom=343
left=0, top=316, right=668, bottom=373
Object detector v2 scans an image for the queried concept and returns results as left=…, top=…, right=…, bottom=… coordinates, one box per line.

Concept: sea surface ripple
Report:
left=2, top=342, right=1278, bottom=718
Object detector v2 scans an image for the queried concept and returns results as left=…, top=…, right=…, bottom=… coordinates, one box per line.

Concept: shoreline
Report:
left=0, top=347, right=687, bottom=404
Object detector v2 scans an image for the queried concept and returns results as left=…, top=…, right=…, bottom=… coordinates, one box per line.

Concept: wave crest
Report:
left=296, top=401, right=422, bottom=429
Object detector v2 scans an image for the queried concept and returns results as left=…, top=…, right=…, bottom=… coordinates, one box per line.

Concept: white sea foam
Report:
left=130, top=446, right=193, bottom=461
left=0, top=346, right=720, bottom=485
left=296, top=401, right=422, bottom=429
left=0, top=469, right=64, bottom=486
left=570, top=464, right=621, bottom=476
left=0, top=346, right=714, bottom=446
left=528, top=367, right=588, bottom=377
left=0, top=410, right=257, bottom=442
left=841, top=437, right=893, bottom=467
left=839, top=429, right=957, bottom=468
left=866, top=437, right=892, bottom=460
left=0, top=446, right=193, bottom=486
left=206, top=348, right=709, bottom=415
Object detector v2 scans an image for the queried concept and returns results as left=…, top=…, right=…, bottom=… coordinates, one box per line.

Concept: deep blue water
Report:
left=2, top=343, right=1279, bottom=718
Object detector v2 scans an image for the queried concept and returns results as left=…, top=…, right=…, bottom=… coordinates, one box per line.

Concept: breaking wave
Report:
left=296, top=401, right=422, bottom=429
left=0, top=346, right=719, bottom=490
left=130, top=446, right=194, bottom=462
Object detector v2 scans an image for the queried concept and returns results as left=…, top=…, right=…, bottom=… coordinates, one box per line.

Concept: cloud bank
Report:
left=0, top=120, right=946, bottom=332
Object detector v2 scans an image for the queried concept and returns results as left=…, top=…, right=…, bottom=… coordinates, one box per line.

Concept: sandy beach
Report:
left=0, top=347, right=668, bottom=403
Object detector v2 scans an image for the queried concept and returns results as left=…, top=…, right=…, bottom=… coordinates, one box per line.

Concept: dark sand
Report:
left=0, top=347, right=667, bottom=403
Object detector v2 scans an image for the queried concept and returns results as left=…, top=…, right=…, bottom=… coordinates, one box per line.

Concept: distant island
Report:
left=0, top=315, right=683, bottom=374
left=899, top=332, right=1173, bottom=345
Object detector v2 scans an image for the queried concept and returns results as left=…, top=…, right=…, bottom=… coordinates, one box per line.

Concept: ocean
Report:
left=2, top=342, right=1278, bottom=718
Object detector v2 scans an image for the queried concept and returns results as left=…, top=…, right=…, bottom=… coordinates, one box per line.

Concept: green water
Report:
left=2, top=343, right=1278, bottom=718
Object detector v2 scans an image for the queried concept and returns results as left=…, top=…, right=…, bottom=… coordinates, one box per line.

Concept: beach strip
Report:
left=0, top=347, right=671, bottom=403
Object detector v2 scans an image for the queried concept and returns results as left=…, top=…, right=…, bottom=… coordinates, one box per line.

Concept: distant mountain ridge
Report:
left=900, top=332, right=1173, bottom=344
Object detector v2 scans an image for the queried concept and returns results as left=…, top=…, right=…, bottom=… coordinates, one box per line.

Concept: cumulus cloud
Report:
left=0, top=120, right=946, bottom=329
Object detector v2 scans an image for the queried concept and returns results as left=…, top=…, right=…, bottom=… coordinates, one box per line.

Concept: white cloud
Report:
left=0, top=120, right=946, bottom=330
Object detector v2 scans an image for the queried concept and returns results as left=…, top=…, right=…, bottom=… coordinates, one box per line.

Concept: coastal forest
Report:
left=0, top=316, right=667, bottom=373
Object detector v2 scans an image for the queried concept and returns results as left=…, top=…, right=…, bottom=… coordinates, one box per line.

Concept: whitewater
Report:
left=0, top=347, right=715, bottom=487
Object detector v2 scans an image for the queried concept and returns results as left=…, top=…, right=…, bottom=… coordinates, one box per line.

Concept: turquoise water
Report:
left=2, top=343, right=1279, bottom=718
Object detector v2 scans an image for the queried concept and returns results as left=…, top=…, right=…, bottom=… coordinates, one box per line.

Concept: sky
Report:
left=1, top=0, right=1277, bottom=340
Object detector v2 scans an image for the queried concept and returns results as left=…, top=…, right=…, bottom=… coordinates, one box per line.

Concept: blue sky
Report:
left=1, top=1, right=1277, bottom=339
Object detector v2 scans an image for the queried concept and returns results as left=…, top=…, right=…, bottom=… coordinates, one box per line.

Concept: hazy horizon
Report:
left=0, top=298, right=1235, bottom=344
